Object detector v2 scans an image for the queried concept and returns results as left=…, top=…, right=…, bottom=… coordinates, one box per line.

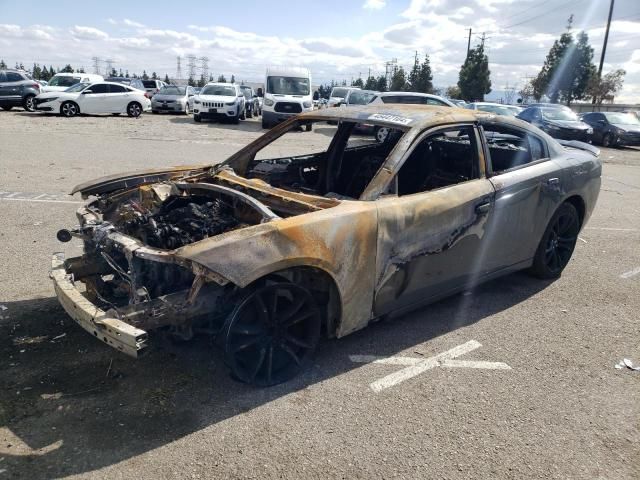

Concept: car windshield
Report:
left=142, top=80, right=158, bottom=88
left=49, top=76, right=81, bottom=87
left=542, top=108, right=578, bottom=121
left=347, top=91, right=376, bottom=105
left=159, top=86, right=186, bottom=95
left=267, top=76, right=310, bottom=95
left=604, top=112, right=640, bottom=125
left=201, top=85, right=236, bottom=96
left=240, top=87, right=252, bottom=97
left=331, top=88, right=349, bottom=99
left=476, top=104, right=518, bottom=116
left=65, top=82, right=90, bottom=93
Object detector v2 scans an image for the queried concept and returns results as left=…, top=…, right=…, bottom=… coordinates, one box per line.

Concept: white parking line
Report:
left=0, top=191, right=83, bottom=205
left=620, top=267, right=640, bottom=279
left=350, top=340, right=511, bottom=392
left=585, top=227, right=639, bottom=232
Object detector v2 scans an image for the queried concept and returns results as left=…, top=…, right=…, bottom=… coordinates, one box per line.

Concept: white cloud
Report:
left=123, top=19, right=145, bottom=28
left=363, top=0, right=386, bottom=10
left=70, top=25, right=109, bottom=40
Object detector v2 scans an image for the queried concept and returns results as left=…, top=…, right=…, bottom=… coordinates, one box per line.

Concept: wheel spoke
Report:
left=248, top=346, right=267, bottom=382
left=233, top=334, right=264, bottom=353
left=283, top=332, right=313, bottom=350
left=280, top=296, right=306, bottom=323
left=266, top=345, right=274, bottom=384
left=279, top=342, right=302, bottom=366
left=231, top=322, right=265, bottom=336
left=282, top=309, right=315, bottom=328
left=557, top=235, right=576, bottom=248
left=254, top=292, right=270, bottom=325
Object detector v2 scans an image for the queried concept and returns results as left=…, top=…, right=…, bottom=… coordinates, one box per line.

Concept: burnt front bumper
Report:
left=50, top=252, right=149, bottom=357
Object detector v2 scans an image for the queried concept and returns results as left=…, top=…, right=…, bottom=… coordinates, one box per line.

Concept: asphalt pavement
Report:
left=0, top=110, right=638, bottom=479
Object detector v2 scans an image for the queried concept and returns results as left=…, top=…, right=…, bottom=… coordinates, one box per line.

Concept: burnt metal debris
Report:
left=51, top=104, right=602, bottom=386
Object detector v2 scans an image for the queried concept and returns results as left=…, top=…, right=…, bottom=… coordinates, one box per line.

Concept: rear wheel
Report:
left=2, top=106, right=13, bottom=111
left=23, top=95, right=36, bottom=112
left=222, top=281, right=322, bottom=387
left=529, top=202, right=580, bottom=279
left=127, top=102, right=142, bottom=118
left=60, top=101, right=79, bottom=117
left=601, top=133, right=613, bottom=148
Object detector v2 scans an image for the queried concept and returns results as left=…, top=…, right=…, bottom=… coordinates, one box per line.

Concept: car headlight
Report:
left=225, top=101, right=236, bottom=106
left=586, top=127, right=593, bottom=134
left=303, top=101, right=312, bottom=108
left=545, top=123, right=560, bottom=131
left=42, top=97, right=58, bottom=103
left=264, top=99, right=274, bottom=106
left=194, top=100, right=201, bottom=104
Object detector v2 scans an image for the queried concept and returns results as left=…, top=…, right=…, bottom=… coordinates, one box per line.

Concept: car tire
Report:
left=305, top=123, right=313, bottom=132
left=529, top=202, right=580, bottom=279
left=60, top=101, right=79, bottom=117
left=22, top=95, right=36, bottom=112
left=194, top=114, right=201, bottom=123
left=246, top=107, right=253, bottom=119
left=184, top=103, right=190, bottom=115
left=2, top=106, right=13, bottom=111
left=127, top=102, right=143, bottom=118
left=375, top=126, right=389, bottom=143
left=601, top=133, right=613, bottom=148
left=221, top=280, right=322, bottom=387
left=239, top=107, right=246, bottom=121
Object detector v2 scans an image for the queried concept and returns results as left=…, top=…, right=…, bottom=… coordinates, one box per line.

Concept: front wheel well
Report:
left=255, top=266, right=342, bottom=339
left=563, top=195, right=586, bottom=228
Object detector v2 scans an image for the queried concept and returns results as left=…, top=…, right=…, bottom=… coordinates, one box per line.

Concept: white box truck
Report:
left=262, top=66, right=313, bottom=130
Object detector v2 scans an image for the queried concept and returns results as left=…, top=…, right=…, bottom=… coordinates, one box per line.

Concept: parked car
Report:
left=239, top=85, right=260, bottom=118
left=41, top=73, right=104, bottom=93
left=328, top=86, right=360, bottom=107
left=106, top=77, right=146, bottom=91
left=345, top=89, right=378, bottom=106
left=192, top=82, right=246, bottom=124
left=263, top=66, right=313, bottom=129
left=34, top=81, right=151, bottom=117
left=151, top=85, right=195, bottom=114
left=141, top=79, right=167, bottom=98
left=517, top=106, right=593, bottom=142
left=449, top=99, right=468, bottom=108
left=369, top=92, right=455, bottom=142
left=37, top=80, right=49, bottom=87
left=51, top=104, right=601, bottom=386
left=580, top=111, right=640, bottom=147
left=0, top=69, right=41, bottom=111
left=468, top=102, right=520, bottom=117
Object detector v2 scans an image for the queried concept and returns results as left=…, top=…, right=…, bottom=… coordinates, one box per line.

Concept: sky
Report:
left=0, top=0, right=639, bottom=102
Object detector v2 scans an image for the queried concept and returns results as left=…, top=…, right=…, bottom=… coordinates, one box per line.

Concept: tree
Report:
left=518, top=81, right=535, bottom=104
left=142, top=70, right=149, bottom=80
left=410, top=53, right=433, bottom=93
left=375, top=75, right=387, bottom=92
left=588, top=69, right=625, bottom=104
left=151, top=72, right=158, bottom=80
left=0, top=59, right=6, bottom=69
left=230, top=74, right=235, bottom=84
left=188, top=76, right=196, bottom=87
left=352, top=77, right=364, bottom=88
left=457, top=43, right=491, bottom=101
left=364, top=75, right=376, bottom=90
left=217, top=74, right=226, bottom=83
left=125, top=70, right=130, bottom=78
left=445, top=85, right=462, bottom=99
left=32, top=63, right=42, bottom=80
left=60, top=64, right=74, bottom=73
left=390, top=66, right=408, bottom=91
left=111, top=68, right=118, bottom=77
left=197, top=75, right=206, bottom=87
left=164, top=73, right=170, bottom=84
left=41, top=66, right=49, bottom=81
left=532, top=17, right=596, bottom=105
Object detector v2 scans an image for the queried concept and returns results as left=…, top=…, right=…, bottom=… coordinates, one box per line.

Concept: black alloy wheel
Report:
left=602, top=132, right=613, bottom=148
left=222, top=282, right=322, bottom=387
left=530, top=202, right=580, bottom=279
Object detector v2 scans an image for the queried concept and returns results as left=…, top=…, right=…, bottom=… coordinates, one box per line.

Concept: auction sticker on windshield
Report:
left=368, top=113, right=413, bottom=125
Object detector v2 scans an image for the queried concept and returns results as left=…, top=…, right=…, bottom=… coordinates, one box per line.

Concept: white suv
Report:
left=192, top=83, right=246, bottom=124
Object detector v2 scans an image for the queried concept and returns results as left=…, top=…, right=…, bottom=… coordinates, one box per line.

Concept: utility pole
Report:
left=480, top=32, right=486, bottom=49
left=593, top=0, right=615, bottom=103
left=466, top=28, right=472, bottom=58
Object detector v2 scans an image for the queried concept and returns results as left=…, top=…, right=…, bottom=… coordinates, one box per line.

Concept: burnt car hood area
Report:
left=51, top=105, right=602, bottom=386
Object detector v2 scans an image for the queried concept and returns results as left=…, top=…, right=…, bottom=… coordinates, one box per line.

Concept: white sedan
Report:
left=34, top=81, right=151, bottom=117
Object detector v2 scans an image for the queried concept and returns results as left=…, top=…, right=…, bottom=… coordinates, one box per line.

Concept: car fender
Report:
left=177, top=201, right=379, bottom=337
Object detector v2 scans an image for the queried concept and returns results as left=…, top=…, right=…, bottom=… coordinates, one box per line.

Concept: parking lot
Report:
left=0, top=110, right=639, bottom=479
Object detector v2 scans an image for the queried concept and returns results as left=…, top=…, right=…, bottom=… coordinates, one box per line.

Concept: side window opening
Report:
left=482, top=124, right=546, bottom=173
left=245, top=121, right=404, bottom=199
left=396, top=125, right=480, bottom=196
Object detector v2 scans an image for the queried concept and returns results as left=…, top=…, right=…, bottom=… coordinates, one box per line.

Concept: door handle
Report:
left=475, top=201, right=491, bottom=214
left=546, top=178, right=560, bottom=185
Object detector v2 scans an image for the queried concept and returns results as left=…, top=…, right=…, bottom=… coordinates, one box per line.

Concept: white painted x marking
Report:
left=350, top=340, right=511, bottom=392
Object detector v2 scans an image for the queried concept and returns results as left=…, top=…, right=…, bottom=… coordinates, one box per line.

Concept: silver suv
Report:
left=0, top=70, right=41, bottom=112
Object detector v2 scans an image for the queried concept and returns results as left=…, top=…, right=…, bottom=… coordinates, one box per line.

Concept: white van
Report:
left=42, top=73, right=104, bottom=92
left=262, top=66, right=313, bottom=130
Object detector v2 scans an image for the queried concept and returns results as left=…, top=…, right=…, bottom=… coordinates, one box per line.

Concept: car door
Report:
left=373, top=124, right=496, bottom=316
left=78, top=83, right=110, bottom=113
left=478, top=119, right=562, bottom=273
left=4, top=72, right=24, bottom=102
left=0, top=71, right=8, bottom=102
left=106, top=84, right=128, bottom=112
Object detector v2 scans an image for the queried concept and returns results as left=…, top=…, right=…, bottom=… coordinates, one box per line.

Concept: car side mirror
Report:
left=253, top=94, right=258, bottom=98
left=188, top=93, right=194, bottom=97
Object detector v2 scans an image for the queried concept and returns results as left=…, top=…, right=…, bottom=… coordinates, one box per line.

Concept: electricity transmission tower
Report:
left=186, top=55, right=197, bottom=80
left=176, top=56, right=182, bottom=81
left=105, top=59, right=114, bottom=76
left=199, top=56, right=209, bottom=82
left=91, top=56, right=101, bottom=75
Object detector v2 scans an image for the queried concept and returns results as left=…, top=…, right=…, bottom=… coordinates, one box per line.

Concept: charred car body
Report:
left=52, top=105, right=601, bottom=386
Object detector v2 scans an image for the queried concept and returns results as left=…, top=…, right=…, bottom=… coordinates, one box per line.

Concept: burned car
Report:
left=51, top=105, right=601, bottom=386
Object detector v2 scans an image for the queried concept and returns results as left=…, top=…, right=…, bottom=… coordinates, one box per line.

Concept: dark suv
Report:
left=0, top=70, right=41, bottom=112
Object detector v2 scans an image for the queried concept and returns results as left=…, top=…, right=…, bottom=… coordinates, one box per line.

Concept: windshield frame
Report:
left=542, top=108, right=579, bottom=121
left=201, top=85, right=237, bottom=96
left=266, top=76, right=310, bottom=96
left=603, top=112, right=640, bottom=125
left=158, top=86, right=186, bottom=96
